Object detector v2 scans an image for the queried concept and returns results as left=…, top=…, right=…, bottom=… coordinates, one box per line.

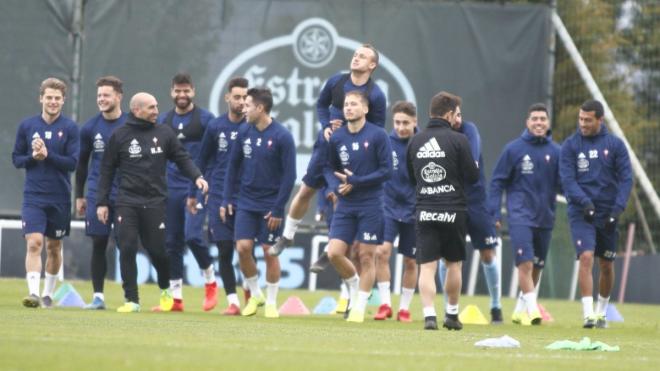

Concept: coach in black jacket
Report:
left=96, top=92, right=208, bottom=313
left=406, top=91, right=478, bottom=331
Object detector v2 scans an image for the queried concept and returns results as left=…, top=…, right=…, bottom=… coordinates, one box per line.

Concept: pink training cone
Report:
left=278, top=296, right=310, bottom=315
left=537, top=303, right=554, bottom=322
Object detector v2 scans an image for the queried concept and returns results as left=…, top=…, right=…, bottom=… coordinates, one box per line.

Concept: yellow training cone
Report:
left=459, top=305, right=489, bottom=325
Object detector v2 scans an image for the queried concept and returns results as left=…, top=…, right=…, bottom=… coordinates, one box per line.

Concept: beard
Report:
left=174, top=96, right=192, bottom=110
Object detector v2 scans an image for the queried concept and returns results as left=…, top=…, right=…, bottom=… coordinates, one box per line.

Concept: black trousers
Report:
left=115, top=205, right=170, bottom=303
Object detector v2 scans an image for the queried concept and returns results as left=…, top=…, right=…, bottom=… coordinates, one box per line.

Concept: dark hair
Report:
left=361, top=43, right=379, bottom=67
left=96, top=75, right=123, bottom=94
left=528, top=102, right=548, bottom=117
left=172, top=72, right=193, bottom=87
left=581, top=99, right=604, bottom=119
left=227, top=77, right=248, bottom=92
left=391, top=101, right=416, bottom=117
left=247, top=87, right=273, bottom=113
left=429, top=91, right=462, bottom=118
left=40, top=77, right=67, bottom=96
left=344, top=90, right=368, bottom=106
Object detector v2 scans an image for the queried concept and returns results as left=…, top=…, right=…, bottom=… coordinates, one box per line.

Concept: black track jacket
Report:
left=97, top=113, right=202, bottom=208
left=406, top=118, right=479, bottom=217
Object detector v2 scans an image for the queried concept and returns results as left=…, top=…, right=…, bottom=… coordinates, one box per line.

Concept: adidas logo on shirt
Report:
left=158, top=222, right=165, bottom=229
left=416, top=137, right=445, bottom=158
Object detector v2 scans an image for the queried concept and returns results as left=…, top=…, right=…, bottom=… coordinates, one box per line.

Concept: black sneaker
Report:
left=490, top=307, right=503, bottom=324
left=424, top=316, right=438, bottom=330
left=310, top=252, right=330, bottom=273
left=41, top=295, right=53, bottom=308
left=22, top=294, right=40, bottom=308
left=443, top=314, right=463, bottom=331
left=583, top=316, right=596, bottom=329
left=268, top=237, right=292, bottom=257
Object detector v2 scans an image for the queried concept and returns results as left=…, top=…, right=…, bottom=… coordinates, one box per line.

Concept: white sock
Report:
left=93, top=292, right=105, bottom=301
left=377, top=281, right=391, bottom=306
left=266, top=281, right=279, bottom=305
left=344, top=274, right=359, bottom=308
left=595, top=295, right=610, bottom=316
left=399, top=287, right=415, bottom=311
left=203, top=265, right=216, bottom=284
left=514, top=291, right=525, bottom=313
left=446, top=303, right=459, bottom=315
left=227, top=293, right=240, bottom=306
left=522, top=291, right=537, bottom=315
left=26, top=272, right=40, bottom=296
left=282, top=216, right=302, bottom=240
left=355, top=290, right=370, bottom=313
left=170, top=279, right=183, bottom=300
left=581, top=296, right=594, bottom=318
left=242, top=278, right=249, bottom=291
left=339, top=283, right=350, bottom=300
left=245, top=275, right=263, bottom=298
left=42, top=273, right=58, bottom=298
left=423, top=306, right=437, bottom=318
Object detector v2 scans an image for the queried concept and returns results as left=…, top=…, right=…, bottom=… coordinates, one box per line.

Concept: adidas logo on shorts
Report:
left=158, top=222, right=165, bottom=229
left=416, top=137, right=445, bottom=158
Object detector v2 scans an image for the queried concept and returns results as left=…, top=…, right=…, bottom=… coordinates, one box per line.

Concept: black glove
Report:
left=583, top=202, right=596, bottom=223
left=605, top=211, right=620, bottom=231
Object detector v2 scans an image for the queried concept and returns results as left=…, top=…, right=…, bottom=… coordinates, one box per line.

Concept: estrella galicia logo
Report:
left=209, top=18, right=415, bottom=183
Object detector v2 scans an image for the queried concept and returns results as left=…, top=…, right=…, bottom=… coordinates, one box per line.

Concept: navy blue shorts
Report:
left=207, top=196, right=235, bottom=242
left=234, top=209, right=281, bottom=245
left=384, top=218, right=416, bottom=258
left=467, top=203, right=498, bottom=250
left=568, top=214, right=618, bottom=261
left=329, top=206, right=383, bottom=245
left=301, top=131, right=328, bottom=189
left=85, top=198, right=113, bottom=236
left=165, top=188, right=206, bottom=246
left=22, top=202, right=71, bottom=239
left=509, top=224, right=552, bottom=267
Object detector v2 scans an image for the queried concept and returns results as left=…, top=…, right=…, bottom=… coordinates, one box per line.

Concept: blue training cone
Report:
left=57, top=287, right=86, bottom=308
left=605, top=304, right=624, bottom=322
left=313, top=296, right=337, bottom=314
left=52, top=282, right=74, bottom=301
left=367, top=288, right=381, bottom=306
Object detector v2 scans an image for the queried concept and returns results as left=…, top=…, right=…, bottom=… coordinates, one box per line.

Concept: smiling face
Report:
left=171, top=83, right=195, bottom=111
left=526, top=110, right=550, bottom=137
left=97, top=85, right=121, bottom=114
left=243, top=95, right=261, bottom=124
left=135, top=95, right=159, bottom=124
left=578, top=109, right=602, bottom=137
left=40, top=88, right=65, bottom=119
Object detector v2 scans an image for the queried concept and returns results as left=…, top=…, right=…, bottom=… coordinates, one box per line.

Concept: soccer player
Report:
left=374, top=101, right=418, bottom=322
left=12, top=77, right=79, bottom=308
left=75, top=76, right=127, bottom=310
left=159, top=73, right=218, bottom=312
left=326, top=91, right=392, bottom=323
left=559, top=99, right=632, bottom=328
left=269, top=44, right=387, bottom=256
left=222, top=88, right=296, bottom=318
left=194, top=77, right=248, bottom=315
left=406, top=92, right=479, bottom=330
left=97, top=92, right=208, bottom=313
left=488, top=103, right=561, bottom=325
left=438, top=109, right=503, bottom=323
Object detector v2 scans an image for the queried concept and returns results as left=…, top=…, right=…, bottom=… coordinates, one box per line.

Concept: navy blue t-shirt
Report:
left=12, top=114, right=80, bottom=204
left=328, top=121, right=392, bottom=209
left=223, top=120, right=296, bottom=218
left=78, top=112, right=127, bottom=201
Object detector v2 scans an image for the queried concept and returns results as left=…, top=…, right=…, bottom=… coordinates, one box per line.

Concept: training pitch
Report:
left=0, top=278, right=658, bottom=370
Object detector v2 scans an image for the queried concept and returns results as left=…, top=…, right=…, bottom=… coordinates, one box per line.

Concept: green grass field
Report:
left=1, top=278, right=659, bottom=371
